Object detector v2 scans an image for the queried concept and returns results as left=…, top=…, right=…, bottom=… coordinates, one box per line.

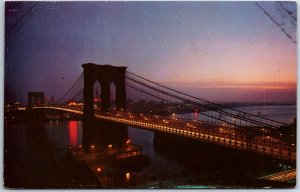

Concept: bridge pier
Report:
left=82, top=119, right=128, bottom=153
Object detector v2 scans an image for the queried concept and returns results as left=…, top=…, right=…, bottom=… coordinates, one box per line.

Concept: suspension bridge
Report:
left=31, top=63, right=296, bottom=163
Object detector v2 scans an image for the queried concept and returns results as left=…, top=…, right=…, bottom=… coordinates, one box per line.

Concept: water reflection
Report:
left=74, top=119, right=150, bottom=187
left=68, top=121, right=78, bottom=146
left=125, top=172, right=131, bottom=183
left=4, top=104, right=296, bottom=188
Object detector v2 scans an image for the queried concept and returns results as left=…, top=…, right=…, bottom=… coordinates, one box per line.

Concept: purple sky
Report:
left=5, top=1, right=297, bottom=103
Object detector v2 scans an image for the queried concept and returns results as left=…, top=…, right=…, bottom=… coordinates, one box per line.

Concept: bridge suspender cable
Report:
left=126, top=75, right=276, bottom=129
left=57, top=72, right=83, bottom=103
left=126, top=83, right=241, bottom=128
left=126, top=71, right=288, bottom=127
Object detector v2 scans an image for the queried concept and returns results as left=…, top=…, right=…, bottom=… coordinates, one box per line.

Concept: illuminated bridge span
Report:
left=35, top=104, right=295, bottom=162
left=32, top=63, right=296, bottom=163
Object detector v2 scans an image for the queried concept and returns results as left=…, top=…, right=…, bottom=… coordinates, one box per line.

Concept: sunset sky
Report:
left=5, top=1, right=297, bottom=103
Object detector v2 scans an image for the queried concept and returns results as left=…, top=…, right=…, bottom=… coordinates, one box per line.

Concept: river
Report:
left=4, top=105, right=296, bottom=188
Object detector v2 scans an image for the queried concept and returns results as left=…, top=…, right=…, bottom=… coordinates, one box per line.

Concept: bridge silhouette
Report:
left=31, top=63, right=296, bottom=163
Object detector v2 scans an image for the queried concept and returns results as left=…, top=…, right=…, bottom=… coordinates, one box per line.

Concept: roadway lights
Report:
left=91, top=145, right=95, bottom=149
left=96, top=167, right=102, bottom=172
left=126, top=140, right=131, bottom=144
left=108, top=144, right=113, bottom=149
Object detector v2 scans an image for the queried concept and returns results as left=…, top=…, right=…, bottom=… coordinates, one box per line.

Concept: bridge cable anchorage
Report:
left=57, top=72, right=84, bottom=103
left=126, top=71, right=288, bottom=128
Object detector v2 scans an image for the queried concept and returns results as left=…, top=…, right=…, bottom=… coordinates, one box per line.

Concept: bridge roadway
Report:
left=35, top=106, right=296, bottom=163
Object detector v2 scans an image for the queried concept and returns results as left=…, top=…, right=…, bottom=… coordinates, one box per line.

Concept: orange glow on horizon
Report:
left=154, top=33, right=296, bottom=88
left=162, top=81, right=296, bottom=91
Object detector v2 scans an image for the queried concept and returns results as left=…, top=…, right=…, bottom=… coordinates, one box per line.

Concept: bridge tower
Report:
left=27, top=92, right=45, bottom=121
left=82, top=63, right=127, bottom=119
left=28, top=92, right=44, bottom=109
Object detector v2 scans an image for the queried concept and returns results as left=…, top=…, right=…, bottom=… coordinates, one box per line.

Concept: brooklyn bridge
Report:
left=30, top=63, right=296, bottom=163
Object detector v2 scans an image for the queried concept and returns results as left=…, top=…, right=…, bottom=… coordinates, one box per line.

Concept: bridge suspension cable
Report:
left=126, top=75, right=252, bottom=128
left=126, top=83, right=242, bottom=128
left=55, top=68, right=288, bottom=130
left=125, top=71, right=288, bottom=129
left=57, top=72, right=84, bottom=103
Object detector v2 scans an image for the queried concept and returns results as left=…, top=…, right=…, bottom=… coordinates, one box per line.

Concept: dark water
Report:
left=181, top=105, right=296, bottom=124
left=4, top=105, right=296, bottom=188
left=234, top=105, right=296, bottom=124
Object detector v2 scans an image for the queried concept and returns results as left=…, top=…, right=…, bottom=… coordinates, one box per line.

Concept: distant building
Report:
left=50, top=96, right=55, bottom=104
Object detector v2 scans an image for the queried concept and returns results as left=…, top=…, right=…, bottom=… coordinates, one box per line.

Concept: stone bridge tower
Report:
left=28, top=92, right=44, bottom=109
left=82, top=63, right=126, bottom=119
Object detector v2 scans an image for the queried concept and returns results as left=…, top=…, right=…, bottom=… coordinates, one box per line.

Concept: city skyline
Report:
left=5, top=1, right=297, bottom=103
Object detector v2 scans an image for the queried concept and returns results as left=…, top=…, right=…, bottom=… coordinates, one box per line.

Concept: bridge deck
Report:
left=35, top=106, right=296, bottom=163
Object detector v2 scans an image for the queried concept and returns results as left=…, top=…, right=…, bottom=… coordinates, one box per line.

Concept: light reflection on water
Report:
left=68, top=121, right=78, bottom=146
left=5, top=105, right=295, bottom=188
left=46, top=105, right=296, bottom=185
left=45, top=121, right=83, bottom=148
